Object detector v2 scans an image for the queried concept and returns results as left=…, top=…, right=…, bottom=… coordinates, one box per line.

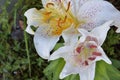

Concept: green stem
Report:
left=14, top=9, right=31, bottom=77
left=24, top=21, right=31, bottom=77
left=14, top=9, right=17, bottom=27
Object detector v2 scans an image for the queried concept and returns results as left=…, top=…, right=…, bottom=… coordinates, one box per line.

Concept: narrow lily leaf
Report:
left=53, top=43, right=64, bottom=51
left=95, top=61, right=110, bottom=80
left=106, top=62, right=120, bottom=80
left=95, top=60, right=120, bottom=80
left=43, top=59, right=61, bottom=80
left=43, top=58, right=65, bottom=80
left=111, top=59, right=120, bottom=68
left=64, top=74, right=79, bottom=80
left=53, top=59, right=65, bottom=80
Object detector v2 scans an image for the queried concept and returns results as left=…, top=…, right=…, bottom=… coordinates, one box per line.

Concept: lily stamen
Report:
left=57, top=16, right=67, bottom=27
left=44, top=12, right=52, bottom=15
left=58, top=18, right=62, bottom=27
left=62, top=15, right=67, bottom=23
left=46, top=3, right=54, bottom=8
left=66, top=1, right=71, bottom=12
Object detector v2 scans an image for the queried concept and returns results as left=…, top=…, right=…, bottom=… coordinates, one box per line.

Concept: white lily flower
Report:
left=24, top=0, right=120, bottom=59
left=49, top=21, right=113, bottom=80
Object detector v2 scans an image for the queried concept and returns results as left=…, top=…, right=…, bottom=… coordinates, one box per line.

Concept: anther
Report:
left=76, top=46, right=82, bottom=53
left=88, top=57, right=96, bottom=61
left=89, top=44, right=97, bottom=49
left=46, top=3, right=54, bottom=8
left=66, top=1, right=71, bottom=12
left=84, top=60, right=89, bottom=66
left=92, top=52, right=102, bottom=56
left=44, top=12, right=52, bottom=15
left=58, top=18, right=62, bottom=27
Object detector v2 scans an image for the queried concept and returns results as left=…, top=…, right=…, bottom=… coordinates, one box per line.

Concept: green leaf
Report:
left=95, top=61, right=110, bottom=80
left=111, top=59, right=120, bottom=68
left=95, top=60, right=120, bottom=80
left=106, top=62, right=120, bottom=80
left=53, top=43, right=64, bottom=51
left=64, top=74, right=79, bottom=80
left=43, top=58, right=65, bottom=80
left=53, top=59, right=65, bottom=80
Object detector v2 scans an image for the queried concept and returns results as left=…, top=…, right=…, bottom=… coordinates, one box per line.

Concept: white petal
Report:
left=60, top=62, right=78, bottom=79
left=49, top=46, right=72, bottom=60
left=25, top=25, right=35, bottom=35
left=62, top=25, right=80, bottom=45
left=78, top=29, right=88, bottom=42
left=41, top=0, right=48, bottom=7
left=78, top=0, right=120, bottom=31
left=34, top=26, right=60, bottom=59
left=78, top=28, right=89, bottom=36
left=42, top=0, right=56, bottom=7
left=67, top=0, right=83, bottom=15
left=116, top=28, right=120, bottom=33
left=97, top=46, right=112, bottom=64
left=42, top=0, right=62, bottom=8
left=24, top=8, right=42, bottom=34
left=79, top=63, right=96, bottom=80
left=91, top=20, right=113, bottom=46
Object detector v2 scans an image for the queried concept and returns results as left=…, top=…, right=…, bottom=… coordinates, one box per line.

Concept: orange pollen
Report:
left=46, top=3, right=54, bottom=8
left=62, top=16, right=67, bottom=23
left=66, top=1, right=71, bottom=12
left=57, top=16, right=67, bottom=27
left=58, top=18, right=62, bottom=27
left=44, top=12, right=52, bottom=15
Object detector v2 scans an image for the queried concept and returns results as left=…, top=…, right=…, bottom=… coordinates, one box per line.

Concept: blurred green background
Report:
left=0, top=0, right=120, bottom=80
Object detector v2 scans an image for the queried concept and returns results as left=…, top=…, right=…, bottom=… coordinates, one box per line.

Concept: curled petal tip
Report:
left=25, top=26, right=35, bottom=35
left=116, top=28, right=120, bottom=33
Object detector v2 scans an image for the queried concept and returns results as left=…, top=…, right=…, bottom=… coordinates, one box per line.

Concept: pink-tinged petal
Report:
left=24, top=8, right=42, bottom=34
left=97, top=46, right=112, bottom=64
left=91, top=20, right=113, bottom=46
left=62, top=26, right=80, bottom=45
left=79, top=63, right=96, bottom=80
left=78, top=0, right=120, bottom=31
left=34, top=26, right=60, bottom=59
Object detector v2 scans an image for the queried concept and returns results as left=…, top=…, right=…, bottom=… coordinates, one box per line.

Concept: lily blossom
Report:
left=24, top=0, right=120, bottom=59
left=49, top=21, right=113, bottom=80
